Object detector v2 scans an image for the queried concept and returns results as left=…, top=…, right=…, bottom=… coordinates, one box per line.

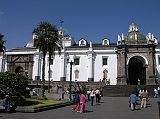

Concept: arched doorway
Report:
left=128, top=56, right=146, bottom=85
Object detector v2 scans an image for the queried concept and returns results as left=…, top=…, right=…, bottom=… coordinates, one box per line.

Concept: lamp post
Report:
left=69, top=60, right=73, bottom=101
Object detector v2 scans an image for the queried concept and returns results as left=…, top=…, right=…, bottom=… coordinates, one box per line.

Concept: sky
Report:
left=0, top=0, right=160, bottom=49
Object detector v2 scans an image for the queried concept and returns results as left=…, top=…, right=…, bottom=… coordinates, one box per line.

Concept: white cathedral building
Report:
left=0, top=23, right=160, bottom=85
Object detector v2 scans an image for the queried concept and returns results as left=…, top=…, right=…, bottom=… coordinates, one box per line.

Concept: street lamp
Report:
left=69, top=60, right=73, bottom=101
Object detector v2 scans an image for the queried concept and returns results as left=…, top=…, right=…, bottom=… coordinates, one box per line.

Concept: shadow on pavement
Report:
left=85, top=110, right=94, bottom=113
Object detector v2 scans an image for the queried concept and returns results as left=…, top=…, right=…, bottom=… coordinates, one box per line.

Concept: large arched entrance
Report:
left=128, top=56, right=146, bottom=85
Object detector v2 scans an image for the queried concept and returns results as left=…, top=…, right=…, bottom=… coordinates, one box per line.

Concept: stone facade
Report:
left=117, top=23, right=157, bottom=85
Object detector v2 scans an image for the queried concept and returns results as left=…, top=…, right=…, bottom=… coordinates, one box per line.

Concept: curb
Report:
left=15, top=101, right=73, bottom=113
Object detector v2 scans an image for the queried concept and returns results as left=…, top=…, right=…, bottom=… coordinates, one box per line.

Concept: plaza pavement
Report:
left=0, top=97, right=159, bottom=119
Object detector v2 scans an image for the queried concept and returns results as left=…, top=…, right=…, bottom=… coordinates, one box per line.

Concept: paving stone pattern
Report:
left=0, top=97, right=159, bottom=119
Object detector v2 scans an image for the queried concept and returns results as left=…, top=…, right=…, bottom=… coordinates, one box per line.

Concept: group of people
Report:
left=71, top=87, right=103, bottom=113
left=129, top=88, right=149, bottom=111
left=71, top=91, right=86, bottom=113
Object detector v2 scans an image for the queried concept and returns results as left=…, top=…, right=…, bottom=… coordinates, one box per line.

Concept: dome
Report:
left=26, top=39, right=35, bottom=47
left=124, top=22, right=147, bottom=42
left=125, top=31, right=146, bottom=41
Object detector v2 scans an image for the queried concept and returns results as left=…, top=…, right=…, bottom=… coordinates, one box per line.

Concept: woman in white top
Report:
left=90, top=89, right=95, bottom=106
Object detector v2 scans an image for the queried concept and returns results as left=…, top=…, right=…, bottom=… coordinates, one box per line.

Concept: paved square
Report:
left=0, top=97, right=158, bottom=119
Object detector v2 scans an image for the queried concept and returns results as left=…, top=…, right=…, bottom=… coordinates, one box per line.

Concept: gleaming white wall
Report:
left=94, top=50, right=117, bottom=85
left=65, top=50, right=89, bottom=82
left=51, top=54, right=61, bottom=81
left=47, top=49, right=117, bottom=84
left=72, top=54, right=88, bottom=82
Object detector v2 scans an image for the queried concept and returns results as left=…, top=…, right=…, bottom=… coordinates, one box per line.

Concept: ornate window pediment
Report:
left=7, top=55, right=33, bottom=63
left=102, top=38, right=110, bottom=45
left=79, top=38, right=87, bottom=46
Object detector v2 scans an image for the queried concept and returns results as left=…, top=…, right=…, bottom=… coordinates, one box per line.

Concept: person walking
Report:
left=79, top=91, right=87, bottom=113
left=154, top=88, right=158, bottom=98
left=95, top=88, right=100, bottom=103
left=140, top=88, right=149, bottom=108
left=3, top=95, right=10, bottom=113
left=86, top=89, right=91, bottom=101
left=100, top=87, right=103, bottom=101
left=71, top=91, right=80, bottom=112
left=90, top=88, right=95, bottom=106
left=129, top=91, right=137, bottom=111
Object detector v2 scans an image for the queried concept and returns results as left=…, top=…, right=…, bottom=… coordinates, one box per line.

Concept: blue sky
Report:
left=0, top=0, right=160, bottom=49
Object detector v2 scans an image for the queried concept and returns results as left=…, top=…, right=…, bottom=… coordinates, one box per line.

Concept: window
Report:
left=75, top=70, right=79, bottom=79
left=74, top=58, right=80, bottom=65
left=66, top=58, right=69, bottom=63
left=102, top=39, right=110, bottom=45
left=104, top=40, right=108, bottom=45
left=79, top=39, right=87, bottom=46
left=103, top=69, right=108, bottom=79
left=103, top=57, right=108, bottom=65
left=81, top=40, right=84, bottom=45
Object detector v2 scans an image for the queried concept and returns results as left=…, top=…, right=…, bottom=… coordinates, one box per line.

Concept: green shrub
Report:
left=0, top=71, right=28, bottom=101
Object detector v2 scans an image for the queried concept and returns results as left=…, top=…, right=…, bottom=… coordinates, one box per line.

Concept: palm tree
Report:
left=48, top=28, right=62, bottom=93
left=33, top=22, right=62, bottom=97
left=0, top=33, right=6, bottom=73
left=0, top=33, right=6, bottom=53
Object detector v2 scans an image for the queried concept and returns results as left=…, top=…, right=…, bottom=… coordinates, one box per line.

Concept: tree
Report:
left=48, top=30, right=62, bottom=93
left=0, top=71, right=28, bottom=98
left=0, top=33, right=6, bottom=53
left=33, top=22, right=62, bottom=97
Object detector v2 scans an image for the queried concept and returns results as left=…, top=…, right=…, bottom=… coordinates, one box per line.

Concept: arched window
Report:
left=102, top=38, right=110, bottom=45
left=81, top=40, right=84, bottom=45
left=75, top=70, right=79, bottom=79
left=103, top=69, right=108, bottom=79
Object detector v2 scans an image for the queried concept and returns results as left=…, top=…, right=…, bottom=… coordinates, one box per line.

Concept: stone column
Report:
left=147, top=46, right=156, bottom=85
left=60, top=51, right=66, bottom=81
left=33, top=53, right=41, bottom=80
left=116, top=47, right=127, bottom=85
left=88, top=48, right=94, bottom=82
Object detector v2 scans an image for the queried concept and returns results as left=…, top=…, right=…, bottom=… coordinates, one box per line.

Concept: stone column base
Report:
left=60, top=77, right=66, bottom=81
left=116, top=76, right=127, bottom=85
left=88, top=78, right=94, bottom=82
left=147, top=76, right=156, bottom=85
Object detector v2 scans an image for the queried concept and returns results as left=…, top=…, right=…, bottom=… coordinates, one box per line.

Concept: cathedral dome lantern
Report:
left=124, top=22, right=147, bottom=43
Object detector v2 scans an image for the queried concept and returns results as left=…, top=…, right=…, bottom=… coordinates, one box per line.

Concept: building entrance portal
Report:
left=128, top=57, right=146, bottom=85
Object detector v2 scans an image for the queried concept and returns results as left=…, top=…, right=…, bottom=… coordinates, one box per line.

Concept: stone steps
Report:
left=103, top=85, right=158, bottom=97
